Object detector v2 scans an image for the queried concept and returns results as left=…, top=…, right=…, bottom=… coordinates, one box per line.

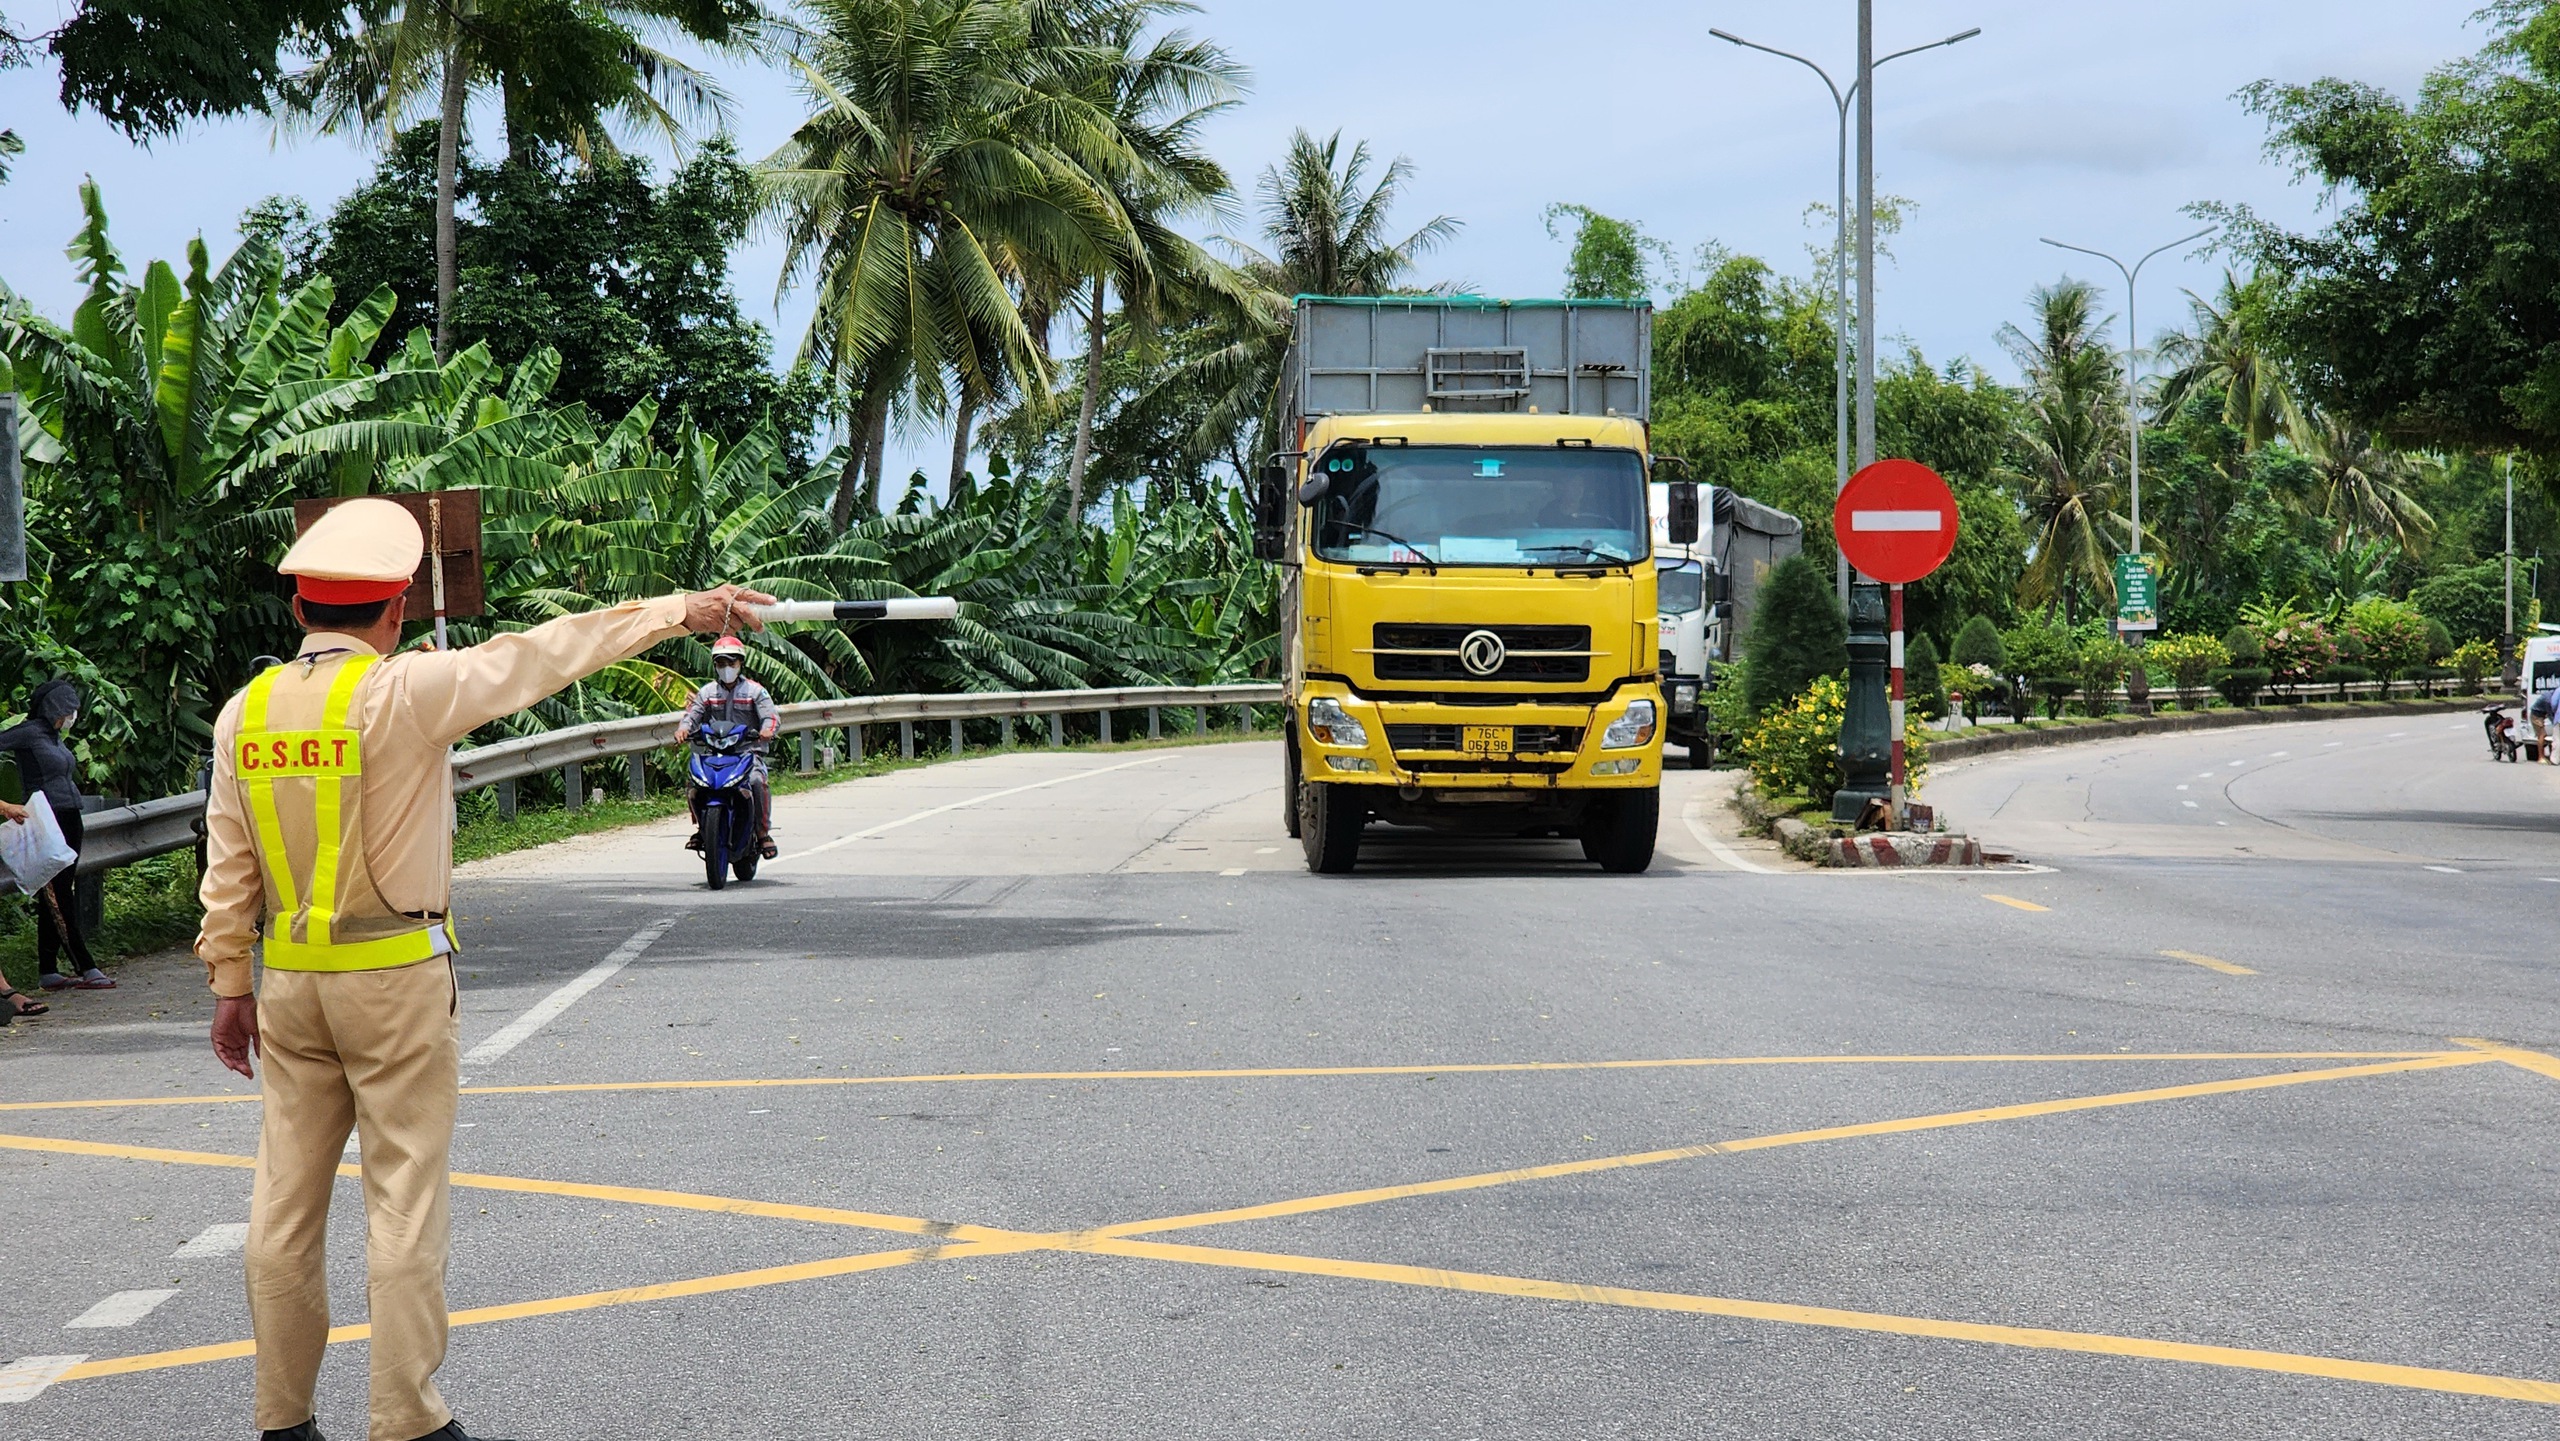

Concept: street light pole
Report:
left=2506, top=453, right=2517, bottom=680
left=2038, top=227, right=2212, bottom=638
left=1708, top=22, right=1977, bottom=607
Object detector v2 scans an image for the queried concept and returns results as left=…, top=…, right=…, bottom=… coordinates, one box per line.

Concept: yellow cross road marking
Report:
left=1074, top=1237, right=2560, bottom=1408
left=1984, top=894, right=2049, bottom=911
left=2162, top=950, right=2257, bottom=976
left=4, top=1048, right=2520, bottom=1404
left=2451, top=1037, right=2560, bottom=1083
left=0, top=1051, right=2460, bottom=1113
left=1089, top=1054, right=2488, bottom=1241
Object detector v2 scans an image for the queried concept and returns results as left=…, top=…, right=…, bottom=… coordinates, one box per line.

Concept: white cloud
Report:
left=1906, top=98, right=2212, bottom=175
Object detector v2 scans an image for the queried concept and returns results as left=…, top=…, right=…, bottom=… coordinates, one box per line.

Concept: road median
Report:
left=1929, top=696, right=2484, bottom=765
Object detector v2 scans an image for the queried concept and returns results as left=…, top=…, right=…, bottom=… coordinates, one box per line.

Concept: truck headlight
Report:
left=1306, top=697, right=1369, bottom=748
left=1601, top=698, right=1657, bottom=749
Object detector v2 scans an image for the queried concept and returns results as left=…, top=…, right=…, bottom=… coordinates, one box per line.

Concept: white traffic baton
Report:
left=748, top=598, right=960, bottom=624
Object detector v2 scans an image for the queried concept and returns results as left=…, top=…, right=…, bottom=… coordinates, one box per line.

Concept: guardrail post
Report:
left=1196, top=704, right=1210, bottom=735
left=563, top=763, right=583, bottom=812
left=900, top=720, right=915, bottom=760
left=497, top=779, right=517, bottom=822
left=1099, top=709, right=1112, bottom=744
left=999, top=714, right=1013, bottom=748
left=798, top=732, right=814, bottom=775
left=949, top=717, right=964, bottom=756
left=628, top=753, right=647, bottom=800
left=1148, top=706, right=1160, bottom=739
left=851, top=725, right=865, bottom=762
left=1049, top=713, right=1064, bottom=747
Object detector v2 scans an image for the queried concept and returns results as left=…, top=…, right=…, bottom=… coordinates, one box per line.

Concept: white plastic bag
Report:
left=0, top=792, right=78, bottom=895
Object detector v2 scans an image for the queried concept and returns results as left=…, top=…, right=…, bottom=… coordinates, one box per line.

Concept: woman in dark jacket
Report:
left=0, top=679, right=107, bottom=990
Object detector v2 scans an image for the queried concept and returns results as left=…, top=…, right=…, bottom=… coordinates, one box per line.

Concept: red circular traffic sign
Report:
left=1833, top=459, right=1959, bottom=584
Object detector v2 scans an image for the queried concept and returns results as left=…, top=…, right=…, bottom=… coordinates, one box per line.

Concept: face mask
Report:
left=714, top=664, right=741, bottom=682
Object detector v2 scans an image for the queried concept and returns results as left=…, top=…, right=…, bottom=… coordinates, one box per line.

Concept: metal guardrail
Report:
left=77, top=682, right=1285, bottom=876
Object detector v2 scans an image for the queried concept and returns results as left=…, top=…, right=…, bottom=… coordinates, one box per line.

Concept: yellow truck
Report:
left=1252, top=297, right=1698, bottom=874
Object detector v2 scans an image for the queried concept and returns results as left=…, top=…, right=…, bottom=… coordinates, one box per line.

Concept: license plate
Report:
left=1461, top=725, right=1512, bottom=758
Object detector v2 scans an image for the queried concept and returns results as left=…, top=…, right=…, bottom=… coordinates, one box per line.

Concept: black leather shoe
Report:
left=260, top=1422, right=324, bottom=1441
left=407, top=1423, right=514, bottom=1441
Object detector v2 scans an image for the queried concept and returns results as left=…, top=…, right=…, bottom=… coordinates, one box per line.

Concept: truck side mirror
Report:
left=1252, top=464, right=1288, bottom=561
left=1296, top=472, right=1330, bottom=506
left=1666, top=480, right=1700, bottom=545
left=1710, top=570, right=1734, bottom=603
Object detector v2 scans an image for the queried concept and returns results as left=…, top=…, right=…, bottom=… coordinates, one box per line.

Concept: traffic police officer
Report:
left=200, top=498, right=771, bottom=1441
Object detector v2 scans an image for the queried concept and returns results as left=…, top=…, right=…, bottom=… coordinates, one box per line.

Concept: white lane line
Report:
left=1254, top=846, right=1280, bottom=854
left=459, top=915, right=686, bottom=1070
left=2197, top=771, right=2218, bottom=778
left=2269, top=750, right=2289, bottom=757
left=2389, top=731, right=2409, bottom=738
left=1682, top=800, right=1775, bottom=874
left=1219, top=867, right=1247, bottom=877
left=0, top=1355, right=86, bottom=1403
left=2182, top=801, right=2199, bottom=809
left=172, top=1223, right=248, bottom=1258
left=65, top=1290, right=178, bottom=1329
left=777, top=754, right=1179, bottom=863
left=2175, top=784, right=2189, bottom=791
left=2425, top=865, right=2464, bottom=874
left=2324, top=742, right=2344, bottom=748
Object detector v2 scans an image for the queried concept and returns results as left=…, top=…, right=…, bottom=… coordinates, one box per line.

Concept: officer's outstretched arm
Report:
left=400, top=587, right=774, bottom=746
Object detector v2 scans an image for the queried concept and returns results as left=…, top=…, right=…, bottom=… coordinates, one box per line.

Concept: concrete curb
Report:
left=1746, top=788, right=1989, bottom=869
left=1929, top=696, right=2485, bottom=765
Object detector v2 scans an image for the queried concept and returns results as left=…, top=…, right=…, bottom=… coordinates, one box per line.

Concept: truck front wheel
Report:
left=1580, top=787, right=1660, bottom=873
left=1300, top=781, right=1366, bottom=873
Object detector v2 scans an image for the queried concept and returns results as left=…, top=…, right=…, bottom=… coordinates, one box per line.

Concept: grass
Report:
left=10, top=724, right=1278, bottom=993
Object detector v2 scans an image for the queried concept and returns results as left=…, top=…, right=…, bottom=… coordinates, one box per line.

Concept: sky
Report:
left=0, top=0, right=2493, bottom=480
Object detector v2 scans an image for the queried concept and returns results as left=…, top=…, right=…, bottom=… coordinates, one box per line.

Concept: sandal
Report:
left=37, top=972, right=69, bottom=992
left=1, top=989, right=43, bottom=1017
left=759, top=836, right=778, bottom=859
left=71, top=969, right=115, bottom=990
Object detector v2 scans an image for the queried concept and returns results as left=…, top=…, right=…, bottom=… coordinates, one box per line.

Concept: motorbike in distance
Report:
left=687, top=723, right=761, bottom=889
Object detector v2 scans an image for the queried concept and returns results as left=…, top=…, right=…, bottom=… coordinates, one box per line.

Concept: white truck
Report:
left=1650, top=484, right=1803, bottom=766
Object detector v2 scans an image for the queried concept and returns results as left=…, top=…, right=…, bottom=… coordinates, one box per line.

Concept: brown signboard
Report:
left=291, top=490, right=485, bottom=621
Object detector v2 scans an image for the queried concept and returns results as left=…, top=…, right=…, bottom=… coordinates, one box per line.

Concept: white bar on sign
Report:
left=65, top=1289, right=178, bottom=1329
left=173, top=1222, right=250, bottom=1258
left=1850, top=510, right=1943, bottom=532
left=0, top=1355, right=87, bottom=1404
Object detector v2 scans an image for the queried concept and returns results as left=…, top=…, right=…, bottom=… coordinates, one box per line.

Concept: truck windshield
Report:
left=1311, top=446, right=1647, bottom=567
left=1658, top=562, right=1704, bottom=614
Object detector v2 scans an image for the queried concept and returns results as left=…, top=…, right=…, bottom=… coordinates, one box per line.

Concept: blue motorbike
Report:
left=687, top=724, right=761, bottom=889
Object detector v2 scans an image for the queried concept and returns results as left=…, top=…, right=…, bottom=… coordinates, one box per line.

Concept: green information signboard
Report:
left=2115, top=552, right=2159, bottom=632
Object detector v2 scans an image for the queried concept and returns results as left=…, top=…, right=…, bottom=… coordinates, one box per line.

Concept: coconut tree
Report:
left=762, top=0, right=1146, bottom=528
left=2153, top=269, right=2303, bottom=450
left=2294, top=411, right=2435, bottom=554
left=281, top=0, right=755, bottom=359
left=1173, top=128, right=1461, bottom=469
left=1999, top=278, right=2126, bottom=624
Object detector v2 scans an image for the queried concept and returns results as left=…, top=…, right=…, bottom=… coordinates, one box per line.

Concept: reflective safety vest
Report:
left=236, top=655, right=455, bottom=972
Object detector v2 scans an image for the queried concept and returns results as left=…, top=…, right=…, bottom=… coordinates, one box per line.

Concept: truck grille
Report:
left=1369, top=624, right=1593, bottom=683
left=1386, top=724, right=1584, bottom=754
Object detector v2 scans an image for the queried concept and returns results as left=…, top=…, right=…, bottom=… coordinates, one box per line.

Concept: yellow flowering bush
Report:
left=1739, top=674, right=1932, bottom=804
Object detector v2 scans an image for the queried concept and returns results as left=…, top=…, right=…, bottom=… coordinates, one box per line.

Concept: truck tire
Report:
left=1579, top=787, right=1659, bottom=873
left=1300, top=781, right=1365, bottom=873
left=1283, top=727, right=1304, bottom=839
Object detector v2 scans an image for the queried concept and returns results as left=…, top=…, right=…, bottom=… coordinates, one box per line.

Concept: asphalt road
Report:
left=7, top=717, right=2560, bottom=1439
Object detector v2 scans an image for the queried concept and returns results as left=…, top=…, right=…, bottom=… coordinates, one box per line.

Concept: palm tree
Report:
left=1171, top=128, right=1461, bottom=472
left=1045, top=1, right=1244, bottom=517
left=761, top=0, right=1143, bottom=529
left=282, top=0, right=752, bottom=360
left=1999, top=278, right=2126, bottom=623
left=2153, top=269, right=2303, bottom=450
left=2294, top=411, right=2435, bottom=554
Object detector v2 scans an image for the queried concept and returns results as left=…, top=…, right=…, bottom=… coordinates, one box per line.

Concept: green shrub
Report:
left=2076, top=639, right=2130, bottom=716
left=2224, top=624, right=2265, bottom=667
left=2422, top=615, right=2454, bottom=663
left=2411, top=560, right=2506, bottom=644
left=1705, top=654, right=1755, bottom=733
left=2451, top=638, right=2498, bottom=694
left=2032, top=676, right=2079, bottom=719
left=1943, top=659, right=2005, bottom=720
left=2147, top=632, right=2230, bottom=708
left=1744, top=554, right=1848, bottom=715
left=1950, top=614, right=2008, bottom=672
left=2210, top=666, right=2272, bottom=707
left=1904, top=631, right=1946, bottom=720
left=2316, top=662, right=2374, bottom=699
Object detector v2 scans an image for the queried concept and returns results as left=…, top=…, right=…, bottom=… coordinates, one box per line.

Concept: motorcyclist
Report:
left=676, top=635, right=780, bottom=857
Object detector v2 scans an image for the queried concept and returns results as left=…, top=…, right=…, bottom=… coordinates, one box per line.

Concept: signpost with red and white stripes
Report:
left=1833, top=460, right=1961, bottom=802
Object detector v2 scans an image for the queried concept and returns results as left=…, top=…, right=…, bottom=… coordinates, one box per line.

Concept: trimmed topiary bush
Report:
left=1904, top=631, right=1946, bottom=721
left=1744, top=554, right=1849, bottom=717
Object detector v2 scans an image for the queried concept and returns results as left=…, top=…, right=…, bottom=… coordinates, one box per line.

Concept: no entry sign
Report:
left=1834, top=459, right=1959, bottom=585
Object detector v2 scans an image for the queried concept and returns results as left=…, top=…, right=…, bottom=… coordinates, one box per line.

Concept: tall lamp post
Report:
left=1709, top=21, right=1978, bottom=607
left=2038, top=227, right=2213, bottom=639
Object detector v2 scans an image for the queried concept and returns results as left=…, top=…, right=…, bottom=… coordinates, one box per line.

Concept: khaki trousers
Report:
left=247, top=958, right=458, bottom=1441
